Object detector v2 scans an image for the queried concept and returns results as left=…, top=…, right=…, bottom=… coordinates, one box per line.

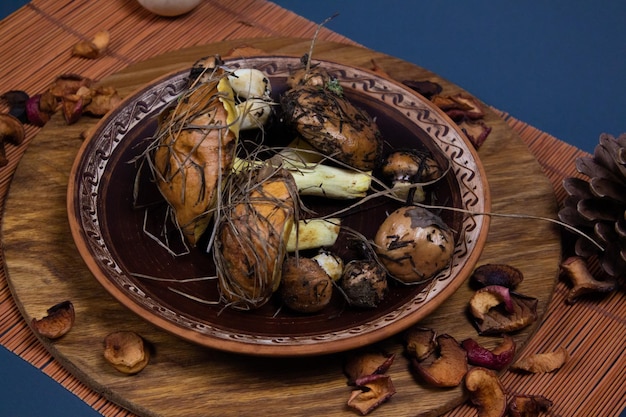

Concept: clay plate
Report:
left=67, top=56, right=490, bottom=356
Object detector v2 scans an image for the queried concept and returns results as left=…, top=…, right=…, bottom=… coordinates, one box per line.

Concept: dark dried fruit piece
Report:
left=465, top=367, right=507, bottom=417
left=103, top=331, right=150, bottom=375
left=458, top=119, right=492, bottom=149
left=462, top=335, right=516, bottom=371
left=560, top=256, right=616, bottom=304
left=340, top=260, right=388, bottom=308
left=412, top=334, right=468, bottom=387
left=508, top=394, right=553, bottom=417
left=471, top=264, right=524, bottom=289
left=1, top=90, right=29, bottom=123
left=404, top=326, right=437, bottom=361
left=31, top=300, right=75, bottom=339
left=401, top=79, right=443, bottom=99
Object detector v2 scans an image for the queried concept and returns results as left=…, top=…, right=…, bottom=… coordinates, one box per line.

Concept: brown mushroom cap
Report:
left=374, top=206, right=454, bottom=283
left=0, top=113, right=26, bottom=166
left=280, top=257, right=333, bottom=313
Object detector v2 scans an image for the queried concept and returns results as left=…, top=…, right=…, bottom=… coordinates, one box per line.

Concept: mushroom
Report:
left=560, top=256, right=616, bottom=304
left=465, top=367, right=507, bottom=417
left=31, top=300, right=75, bottom=339
left=311, top=249, right=344, bottom=281
left=380, top=149, right=443, bottom=203
left=103, top=331, right=150, bottom=375
left=411, top=334, right=468, bottom=387
left=374, top=205, right=454, bottom=283
left=340, top=259, right=388, bottom=308
left=279, top=257, right=333, bottom=313
left=0, top=113, right=26, bottom=166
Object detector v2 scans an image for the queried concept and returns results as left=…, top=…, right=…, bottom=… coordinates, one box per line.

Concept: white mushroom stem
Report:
left=233, top=156, right=372, bottom=199
left=286, top=218, right=341, bottom=252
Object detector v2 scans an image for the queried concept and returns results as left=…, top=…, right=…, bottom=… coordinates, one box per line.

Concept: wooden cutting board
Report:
left=2, top=38, right=561, bottom=417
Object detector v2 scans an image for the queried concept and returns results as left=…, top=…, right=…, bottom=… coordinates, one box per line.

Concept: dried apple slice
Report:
left=103, top=331, right=150, bottom=375
left=344, top=351, right=395, bottom=385
left=465, top=367, right=507, bottom=417
left=469, top=285, right=514, bottom=321
left=31, top=300, right=75, bottom=339
left=510, top=347, right=569, bottom=374
left=475, top=293, right=538, bottom=335
left=508, top=394, right=553, bottom=417
left=412, top=334, right=468, bottom=387
left=404, top=327, right=437, bottom=361
left=347, top=374, right=396, bottom=416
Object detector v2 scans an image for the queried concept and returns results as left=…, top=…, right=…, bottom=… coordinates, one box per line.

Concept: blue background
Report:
left=1, top=1, right=625, bottom=416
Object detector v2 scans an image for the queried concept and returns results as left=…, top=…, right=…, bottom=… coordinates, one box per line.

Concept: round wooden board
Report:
left=2, top=39, right=561, bottom=417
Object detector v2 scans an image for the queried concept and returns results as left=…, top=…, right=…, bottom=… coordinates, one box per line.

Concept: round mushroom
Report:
left=374, top=205, right=454, bottom=283
left=380, top=150, right=442, bottom=203
left=280, top=257, right=333, bottom=313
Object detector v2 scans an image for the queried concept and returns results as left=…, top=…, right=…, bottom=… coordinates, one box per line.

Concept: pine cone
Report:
left=558, top=133, right=626, bottom=278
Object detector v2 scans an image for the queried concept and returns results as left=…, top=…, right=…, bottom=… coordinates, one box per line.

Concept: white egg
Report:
left=136, top=0, right=203, bottom=17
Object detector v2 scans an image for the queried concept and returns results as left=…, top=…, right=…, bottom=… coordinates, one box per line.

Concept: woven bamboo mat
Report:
left=0, top=1, right=624, bottom=416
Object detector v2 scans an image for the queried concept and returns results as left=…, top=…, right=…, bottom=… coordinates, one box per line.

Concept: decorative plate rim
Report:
left=67, top=56, right=491, bottom=356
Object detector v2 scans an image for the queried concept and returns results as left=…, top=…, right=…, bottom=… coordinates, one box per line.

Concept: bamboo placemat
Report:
left=0, top=1, right=624, bottom=416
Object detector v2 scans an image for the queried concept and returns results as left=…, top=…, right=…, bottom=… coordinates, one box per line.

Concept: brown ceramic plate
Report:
left=67, top=56, right=490, bottom=357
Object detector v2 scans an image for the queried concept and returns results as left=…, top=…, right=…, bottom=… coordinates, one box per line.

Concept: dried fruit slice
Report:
left=31, top=300, right=75, bottom=339
left=511, top=347, right=569, bottom=374
left=412, top=334, right=468, bottom=387
left=404, top=327, right=437, bottom=361
left=103, top=331, right=150, bottom=375
left=462, top=335, right=516, bottom=371
left=465, top=367, right=507, bottom=417
left=508, top=394, right=553, bottom=417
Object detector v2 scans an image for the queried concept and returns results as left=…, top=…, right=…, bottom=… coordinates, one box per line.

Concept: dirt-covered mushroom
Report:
left=103, top=331, right=150, bottom=375
left=280, top=63, right=383, bottom=171
left=0, top=114, right=25, bottom=166
left=374, top=205, right=454, bottom=283
left=380, top=149, right=443, bottom=203
left=31, top=300, right=75, bottom=339
left=340, top=259, right=388, bottom=308
left=280, top=256, right=333, bottom=313
left=465, top=367, right=507, bottom=417
left=411, top=334, right=468, bottom=387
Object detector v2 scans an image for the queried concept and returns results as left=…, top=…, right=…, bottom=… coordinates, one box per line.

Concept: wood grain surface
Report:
left=2, top=39, right=561, bottom=417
